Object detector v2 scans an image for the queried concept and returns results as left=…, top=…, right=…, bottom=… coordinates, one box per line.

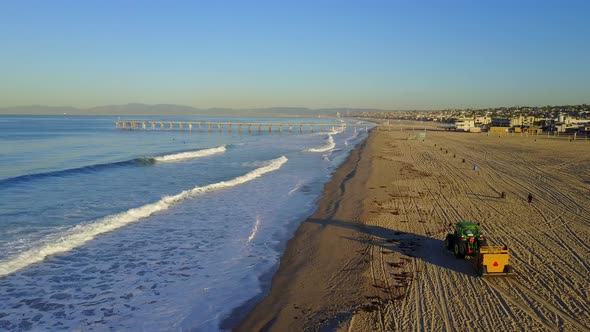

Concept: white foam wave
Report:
left=345, top=130, right=360, bottom=144
left=153, top=145, right=226, bottom=162
left=308, top=126, right=345, bottom=152
left=288, top=180, right=304, bottom=196
left=0, top=156, right=288, bottom=277
left=309, top=126, right=344, bottom=137
left=329, top=126, right=346, bottom=135
left=305, top=135, right=335, bottom=152
left=248, top=216, right=261, bottom=242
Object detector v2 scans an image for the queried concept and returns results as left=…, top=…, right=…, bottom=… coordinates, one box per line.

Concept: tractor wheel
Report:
left=479, top=239, right=488, bottom=247
left=454, top=243, right=466, bottom=258
left=478, top=265, right=487, bottom=276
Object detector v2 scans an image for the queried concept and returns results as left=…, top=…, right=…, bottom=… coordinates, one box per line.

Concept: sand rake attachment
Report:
left=474, top=246, right=516, bottom=277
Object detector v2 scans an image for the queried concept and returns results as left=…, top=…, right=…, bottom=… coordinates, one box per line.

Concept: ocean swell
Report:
left=0, top=145, right=227, bottom=185
left=0, top=156, right=288, bottom=277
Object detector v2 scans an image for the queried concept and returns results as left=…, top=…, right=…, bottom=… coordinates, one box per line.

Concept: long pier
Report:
left=115, top=120, right=369, bottom=133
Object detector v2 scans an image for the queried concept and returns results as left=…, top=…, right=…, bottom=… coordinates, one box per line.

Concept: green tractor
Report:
left=444, top=221, right=487, bottom=258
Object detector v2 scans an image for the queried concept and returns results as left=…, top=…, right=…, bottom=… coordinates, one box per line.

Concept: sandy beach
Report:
left=234, top=122, right=590, bottom=331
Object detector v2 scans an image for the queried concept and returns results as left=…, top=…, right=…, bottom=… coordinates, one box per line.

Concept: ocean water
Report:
left=0, top=115, right=371, bottom=331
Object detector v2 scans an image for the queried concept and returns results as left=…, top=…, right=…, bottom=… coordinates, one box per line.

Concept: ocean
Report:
left=0, top=115, right=371, bottom=331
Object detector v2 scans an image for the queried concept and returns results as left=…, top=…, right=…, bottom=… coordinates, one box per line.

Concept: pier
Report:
left=115, top=120, right=369, bottom=133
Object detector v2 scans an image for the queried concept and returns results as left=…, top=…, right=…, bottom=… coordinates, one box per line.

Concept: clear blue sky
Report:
left=1, top=0, right=588, bottom=110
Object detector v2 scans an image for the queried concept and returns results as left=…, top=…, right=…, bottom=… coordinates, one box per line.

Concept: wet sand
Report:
left=233, top=122, right=590, bottom=331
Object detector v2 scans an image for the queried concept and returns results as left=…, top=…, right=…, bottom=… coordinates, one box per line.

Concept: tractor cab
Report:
left=446, top=221, right=487, bottom=258
left=454, top=221, right=485, bottom=243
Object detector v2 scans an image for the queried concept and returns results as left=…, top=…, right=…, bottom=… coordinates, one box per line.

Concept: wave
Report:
left=0, top=145, right=227, bottom=185
left=310, top=126, right=344, bottom=137
left=248, top=216, right=261, bottom=242
left=344, top=130, right=360, bottom=144
left=0, top=156, right=288, bottom=277
left=288, top=180, right=304, bottom=196
left=305, top=125, right=345, bottom=152
left=153, top=145, right=226, bottom=162
left=305, top=135, right=335, bottom=152
left=329, top=126, right=346, bottom=135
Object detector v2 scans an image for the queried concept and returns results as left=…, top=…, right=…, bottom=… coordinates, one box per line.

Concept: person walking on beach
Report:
left=527, top=193, right=533, bottom=204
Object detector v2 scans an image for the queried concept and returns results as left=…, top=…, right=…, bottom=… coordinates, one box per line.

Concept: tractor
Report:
left=444, top=221, right=515, bottom=276
left=444, top=221, right=486, bottom=258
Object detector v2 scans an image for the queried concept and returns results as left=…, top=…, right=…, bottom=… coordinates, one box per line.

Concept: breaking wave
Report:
left=344, top=130, right=360, bottom=146
left=329, top=126, right=346, bottom=135
left=0, top=146, right=227, bottom=185
left=305, top=125, right=346, bottom=152
left=248, top=216, right=261, bottom=242
left=306, top=135, right=336, bottom=152
left=0, top=156, right=288, bottom=277
left=153, top=145, right=226, bottom=162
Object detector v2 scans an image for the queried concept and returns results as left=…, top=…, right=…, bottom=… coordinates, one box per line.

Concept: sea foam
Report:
left=153, top=145, right=226, bottom=162
left=248, top=216, right=261, bottom=242
left=305, top=125, right=345, bottom=152
left=0, top=156, right=288, bottom=277
left=306, top=135, right=336, bottom=152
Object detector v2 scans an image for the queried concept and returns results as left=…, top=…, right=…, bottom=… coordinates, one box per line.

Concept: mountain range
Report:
left=0, top=104, right=384, bottom=117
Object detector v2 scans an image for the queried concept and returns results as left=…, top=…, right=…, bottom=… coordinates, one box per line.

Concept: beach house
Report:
left=454, top=118, right=475, bottom=132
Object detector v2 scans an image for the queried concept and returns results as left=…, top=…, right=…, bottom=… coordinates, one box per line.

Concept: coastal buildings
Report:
left=491, top=118, right=511, bottom=127
left=454, top=118, right=476, bottom=131
left=350, top=104, right=590, bottom=136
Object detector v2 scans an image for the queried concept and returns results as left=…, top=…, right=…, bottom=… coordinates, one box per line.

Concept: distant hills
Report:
left=0, top=105, right=81, bottom=115
left=0, top=103, right=385, bottom=117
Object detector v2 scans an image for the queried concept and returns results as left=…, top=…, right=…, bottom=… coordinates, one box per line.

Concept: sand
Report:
left=234, top=122, right=590, bottom=331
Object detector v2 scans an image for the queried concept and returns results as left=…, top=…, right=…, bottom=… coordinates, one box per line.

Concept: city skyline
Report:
left=1, top=0, right=589, bottom=111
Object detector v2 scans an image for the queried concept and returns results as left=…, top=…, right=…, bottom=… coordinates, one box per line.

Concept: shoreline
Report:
left=229, top=123, right=590, bottom=331
left=224, top=132, right=372, bottom=331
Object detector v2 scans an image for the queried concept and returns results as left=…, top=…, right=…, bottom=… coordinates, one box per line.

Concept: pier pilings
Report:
left=115, top=120, right=356, bottom=134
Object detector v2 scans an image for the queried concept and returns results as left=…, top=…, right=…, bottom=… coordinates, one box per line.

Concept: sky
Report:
left=1, top=0, right=589, bottom=110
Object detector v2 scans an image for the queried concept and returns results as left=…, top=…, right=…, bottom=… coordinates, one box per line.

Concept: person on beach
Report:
left=527, top=193, right=533, bottom=204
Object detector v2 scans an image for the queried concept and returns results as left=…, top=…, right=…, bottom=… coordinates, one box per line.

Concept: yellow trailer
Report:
left=473, top=246, right=515, bottom=276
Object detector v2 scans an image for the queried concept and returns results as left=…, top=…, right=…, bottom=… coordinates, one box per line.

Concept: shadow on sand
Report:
left=306, top=218, right=477, bottom=277
left=222, top=217, right=478, bottom=330
left=466, top=192, right=506, bottom=201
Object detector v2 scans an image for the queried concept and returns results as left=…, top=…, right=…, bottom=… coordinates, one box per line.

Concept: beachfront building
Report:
left=553, top=114, right=590, bottom=134
left=489, top=126, right=510, bottom=133
left=554, top=121, right=590, bottom=134
left=511, top=115, right=539, bottom=127
left=474, top=116, right=492, bottom=126
left=491, top=118, right=511, bottom=127
left=454, top=118, right=476, bottom=132
left=489, top=117, right=512, bottom=133
left=525, top=126, right=543, bottom=135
